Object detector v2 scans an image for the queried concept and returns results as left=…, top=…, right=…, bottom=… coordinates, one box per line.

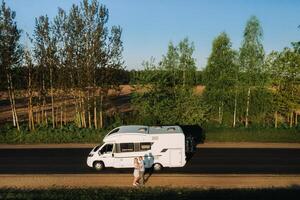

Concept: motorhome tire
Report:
left=93, top=161, right=105, bottom=170
left=153, top=163, right=163, bottom=171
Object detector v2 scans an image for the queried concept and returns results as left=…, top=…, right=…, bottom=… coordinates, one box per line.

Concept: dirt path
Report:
left=0, top=174, right=299, bottom=189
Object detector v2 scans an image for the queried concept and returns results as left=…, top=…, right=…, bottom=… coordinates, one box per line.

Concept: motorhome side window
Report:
left=120, top=143, right=134, bottom=152
left=100, top=144, right=113, bottom=154
left=140, top=143, right=151, bottom=151
left=115, top=143, right=152, bottom=153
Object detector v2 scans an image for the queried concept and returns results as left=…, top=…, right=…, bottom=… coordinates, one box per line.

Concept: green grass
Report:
left=0, top=124, right=105, bottom=144
left=205, top=127, right=300, bottom=143
left=0, top=187, right=299, bottom=200
left=1, top=123, right=300, bottom=144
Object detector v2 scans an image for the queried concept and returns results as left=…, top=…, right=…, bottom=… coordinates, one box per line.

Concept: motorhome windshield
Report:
left=99, top=144, right=113, bottom=154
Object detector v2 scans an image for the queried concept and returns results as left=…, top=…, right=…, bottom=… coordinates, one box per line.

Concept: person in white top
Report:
left=132, top=157, right=140, bottom=186
left=138, top=156, right=145, bottom=186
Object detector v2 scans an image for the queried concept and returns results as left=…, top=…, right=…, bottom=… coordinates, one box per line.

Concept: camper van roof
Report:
left=106, top=125, right=183, bottom=136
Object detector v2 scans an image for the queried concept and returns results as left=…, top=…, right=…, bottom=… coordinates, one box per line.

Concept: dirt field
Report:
left=0, top=85, right=205, bottom=125
left=0, top=85, right=135, bottom=124
left=0, top=174, right=299, bottom=189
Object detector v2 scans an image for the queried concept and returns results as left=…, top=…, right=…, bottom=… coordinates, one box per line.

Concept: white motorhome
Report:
left=86, top=125, right=187, bottom=171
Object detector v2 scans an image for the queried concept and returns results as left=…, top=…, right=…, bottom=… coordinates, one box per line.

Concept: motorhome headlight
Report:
left=88, top=153, right=94, bottom=157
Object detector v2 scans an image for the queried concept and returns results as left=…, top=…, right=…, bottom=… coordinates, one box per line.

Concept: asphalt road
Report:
left=0, top=147, right=300, bottom=174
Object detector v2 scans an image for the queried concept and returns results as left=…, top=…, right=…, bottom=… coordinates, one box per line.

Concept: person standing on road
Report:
left=138, top=156, right=145, bottom=186
left=133, top=157, right=140, bottom=186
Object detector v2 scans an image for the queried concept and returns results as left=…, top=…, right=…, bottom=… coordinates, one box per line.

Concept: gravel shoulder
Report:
left=0, top=174, right=300, bottom=189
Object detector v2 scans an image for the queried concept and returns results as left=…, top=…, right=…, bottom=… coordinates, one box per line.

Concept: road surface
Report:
left=1, top=147, right=300, bottom=174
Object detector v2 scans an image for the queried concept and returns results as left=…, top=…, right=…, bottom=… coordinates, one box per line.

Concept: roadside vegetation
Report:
left=0, top=187, right=299, bottom=200
left=205, top=126, right=300, bottom=143
left=0, top=0, right=299, bottom=144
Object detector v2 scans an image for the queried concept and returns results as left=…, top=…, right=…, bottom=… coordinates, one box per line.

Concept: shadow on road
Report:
left=180, top=124, right=205, bottom=163
left=144, top=167, right=154, bottom=185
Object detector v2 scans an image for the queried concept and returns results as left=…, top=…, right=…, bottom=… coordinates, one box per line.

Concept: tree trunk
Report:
left=218, top=105, right=221, bottom=125
left=36, top=103, right=40, bottom=125
left=28, top=72, right=35, bottom=131
left=64, top=99, right=67, bottom=125
left=50, top=68, right=55, bottom=128
left=45, top=110, right=48, bottom=125
left=245, top=87, right=251, bottom=128
left=290, top=112, right=293, bottom=128
left=274, top=111, right=278, bottom=129
left=10, top=76, right=19, bottom=131
left=7, top=73, right=16, bottom=127
left=94, top=92, right=97, bottom=129
left=42, top=97, right=46, bottom=124
left=60, top=103, right=63, bottom=128
left=88, top=90, right=91, bottom=128
left=99, top=94, right=103, bottom=129
left=55, top=107, right=59, bottom=127
left=75, top=96, right=81, bottom=127
left=218, top=102, right=223, bottom=125
left=295, top=113, right=298, bottom=127
left=233, top=91, right=237, bottom=128
left=7, top=73, right=19, bottom=131
left=81, top=92, right=86, bottom=128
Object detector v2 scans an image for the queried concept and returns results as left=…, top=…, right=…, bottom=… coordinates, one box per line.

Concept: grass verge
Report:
left=205, top=127, right=300, bottom=143
left=0, top=187, right=300, bottom=200
left=0, top=123, right=300, bottom=144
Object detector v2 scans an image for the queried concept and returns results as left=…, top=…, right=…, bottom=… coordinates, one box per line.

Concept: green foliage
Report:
left=0, top=187, right=299, bottom=200
left=0, top=1, right=22, bottom=88
left=0, top=123, right=104, bottom=144
left=205, top=127, right=300, bottom=142
left=132, top=39, right=208, bottom=126
left=266, top=48, right=300, bottom=125
left=239, top=16, right=265, bottom=86
left=203, top=32, right=237, bottom=124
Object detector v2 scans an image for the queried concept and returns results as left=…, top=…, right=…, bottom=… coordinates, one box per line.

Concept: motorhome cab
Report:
left=87, top=125, right=188, bottom=171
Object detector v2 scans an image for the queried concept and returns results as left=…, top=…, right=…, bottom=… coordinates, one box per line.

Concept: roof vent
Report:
left=167, top=127, right=176, bottom=132
left=138, top=128, right=147, bottom=132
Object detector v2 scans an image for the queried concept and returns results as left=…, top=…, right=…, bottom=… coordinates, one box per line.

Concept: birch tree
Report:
left=203, top=32, right=237, bottom=126
left=24, top=46, right=35, bottom=131
left=0, top=1, right=22, bottom=131
left=239, top=16, right=265, bottom=127
left=33, top=15, right=57, bottom=128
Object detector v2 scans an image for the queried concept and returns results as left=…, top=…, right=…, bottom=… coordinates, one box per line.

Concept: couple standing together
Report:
left=133, top=156, right=145, bottom=186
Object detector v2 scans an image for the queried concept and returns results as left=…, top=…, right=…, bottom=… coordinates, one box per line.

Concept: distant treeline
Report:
left=0, top=0, right=299, bottom=133
left=0, top=68, right=206, bottom=90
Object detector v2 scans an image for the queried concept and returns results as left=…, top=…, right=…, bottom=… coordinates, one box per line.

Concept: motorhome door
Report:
left=99, top=143, right=115, bottom=167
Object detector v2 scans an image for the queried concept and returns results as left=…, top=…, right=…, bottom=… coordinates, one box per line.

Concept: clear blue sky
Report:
left=5, top=0, right=300, bottom=70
